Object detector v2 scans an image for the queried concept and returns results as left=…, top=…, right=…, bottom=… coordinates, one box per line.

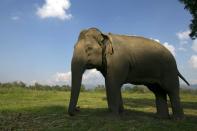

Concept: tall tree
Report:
left=179, top=0, right=197, bottom=39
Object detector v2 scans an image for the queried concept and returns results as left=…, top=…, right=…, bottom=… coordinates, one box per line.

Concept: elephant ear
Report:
left=101, top=33, right=114, bottom=55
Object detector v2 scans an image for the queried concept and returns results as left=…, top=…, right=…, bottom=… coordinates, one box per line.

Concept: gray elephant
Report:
left=68, top=28, right=190, bottom=120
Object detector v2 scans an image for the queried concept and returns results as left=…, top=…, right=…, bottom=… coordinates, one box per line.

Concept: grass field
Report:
left=0, top=87, right=197, bottom=131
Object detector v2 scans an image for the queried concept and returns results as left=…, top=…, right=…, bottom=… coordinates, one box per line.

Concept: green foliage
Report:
left=0, top=81, right=71, bottom=91
left=124, top=85, right=149, bottom=93
left=0, top=87, right=196, bottom=130
left=179, top=0, right=197, bottom=39
left=1, top=82, right=196, bottom=94
left=80, top=84, right=86, bottom=92
left=94, top=85, right=105, bottom=92
left=0, top=81, right=26, bottom=89
left=124, top=85, right=133, bottom=92
left=180, top=88, right=197, bottom=94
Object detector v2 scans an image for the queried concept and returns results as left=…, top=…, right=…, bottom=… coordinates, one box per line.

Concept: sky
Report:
left=0, top=0, right=197, bottom=86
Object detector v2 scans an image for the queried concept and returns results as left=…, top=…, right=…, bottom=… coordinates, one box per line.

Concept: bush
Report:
left=180, top=88, right=197, bottom=94
left=94, top=85, right=105, bottom=92
left=124, top=85, right=149, bottom=93
left=80, top=84, right=86, bottom=92
left=1, top=82, right=197, bottom=94
left=0, top=81, right=71, bottom=91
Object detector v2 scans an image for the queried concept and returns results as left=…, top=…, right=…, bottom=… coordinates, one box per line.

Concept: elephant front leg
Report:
left=105, top=84, right=112, bottom=112
left=105, top=78, right=123, bottom=114
left=118, top=91, right=124, bottom=113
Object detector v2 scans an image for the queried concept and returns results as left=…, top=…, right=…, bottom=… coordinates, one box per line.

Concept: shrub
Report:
left=124, top=85, right=149, bottom=93
left=94, top=85, right=105, bottom=92
left=80, top=84, right=86, bottom=92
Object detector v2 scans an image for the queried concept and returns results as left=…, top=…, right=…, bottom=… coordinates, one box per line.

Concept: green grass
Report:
left=0, top=87, right=196, bottom=131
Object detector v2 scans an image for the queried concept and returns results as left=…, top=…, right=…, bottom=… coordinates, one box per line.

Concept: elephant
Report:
left=68, top=27, right=190, bottom=120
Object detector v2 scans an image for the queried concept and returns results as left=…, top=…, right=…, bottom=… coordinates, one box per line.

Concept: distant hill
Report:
left=180, top=84, right=197, bottom=89
left=85, top=84, right=197, bottom=89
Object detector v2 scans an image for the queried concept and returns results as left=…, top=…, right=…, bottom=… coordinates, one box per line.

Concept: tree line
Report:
left=0, top=81, right=106, bottom=92
left=179, top=0, right=197, bottom=39
left=0, top=81, right=196, bottom=94
left=0, top=81, right=71, bottom=91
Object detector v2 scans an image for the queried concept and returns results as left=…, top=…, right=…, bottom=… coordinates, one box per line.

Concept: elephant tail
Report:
left=178, top=71, right=190, bottom=86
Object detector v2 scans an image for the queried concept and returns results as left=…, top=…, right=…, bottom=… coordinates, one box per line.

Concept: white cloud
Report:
left=150, top=38, right=160, bottom=43
left=163, top=42, right=176, bottom=56
left=176, top=30, right=191, bottom=51
left=192, top=39, right=197, bottom=52
left=30, top=80, right=37, bottom=85
left=189, top=55, right=197, bottom=69
left=54, top=69, right=104, bottom=86
left=178, top=47, right=187, bottom=51
left=11, top=16, right=20, bottom=20
left=176, top=30, right=190, bottom=41
left=180, top=40, right=188, bottom=45
left=28, top=79, right=55, bottom=86
left=36, top=0, right=72, bottom=20
left=55, top=71, right=71, bottom=84
left=153, top=39, right=160, bottom=43
left=149, top=38, right=176, bottom=56
left=82, top=69, right=104, bottom=86
left=190, top=79, right=197, bottom=85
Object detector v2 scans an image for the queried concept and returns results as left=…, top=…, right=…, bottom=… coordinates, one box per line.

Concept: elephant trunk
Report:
left=68, top=46, right=86, bottom=116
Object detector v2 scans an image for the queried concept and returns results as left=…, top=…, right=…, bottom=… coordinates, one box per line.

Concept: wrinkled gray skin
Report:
left=68, top=28, right=190, bottom=120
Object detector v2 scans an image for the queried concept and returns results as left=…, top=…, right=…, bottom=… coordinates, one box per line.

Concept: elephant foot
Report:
left=155, top=105, right=170, bottom=119
left=108, top=107, right=112, bottom=112
left=68, top=106, right=80, bottom=116
left=107, top=106, right=123, bottom=114
left=75, top=106, right=80, bottom=112
left=155, top=113, right=170, bottom=119
left=119, top=106, right=124, bottom=113
left=109, top=111, right=120, bottom=116
left=171, top=114, right=185, bottom=121
left=68, top=110, right=75, bottom=116
left=109, top=107, right=120, bottom=116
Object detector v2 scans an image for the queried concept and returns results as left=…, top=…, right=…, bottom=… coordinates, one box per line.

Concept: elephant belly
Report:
left=128, top=77, right=161, bottom=85
left=126, top=67, right=162, bottom=85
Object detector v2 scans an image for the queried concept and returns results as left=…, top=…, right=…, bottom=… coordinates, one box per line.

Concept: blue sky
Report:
left=0, top=0, right=197, bottom=86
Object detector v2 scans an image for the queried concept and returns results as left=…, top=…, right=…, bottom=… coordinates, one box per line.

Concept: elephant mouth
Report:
left=86, top=64, right=95, bottom=69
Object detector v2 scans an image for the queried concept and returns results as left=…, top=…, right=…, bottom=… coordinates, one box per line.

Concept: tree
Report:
left=179, top=0, right=197, bottom=39
left=94, top=85, right=105, bottom=92
left=80, top=84, right=86, bottom=92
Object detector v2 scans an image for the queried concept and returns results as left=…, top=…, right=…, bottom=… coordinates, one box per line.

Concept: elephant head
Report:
left=68, top=28, right=113, bottom=116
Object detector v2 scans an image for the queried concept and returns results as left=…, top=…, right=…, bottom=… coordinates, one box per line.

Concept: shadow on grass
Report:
left=0, top=99, right=197, bottom=130
left=182, top=101, right=197, bottom=110
left=123, top=98, right=155, bottom=108
left=0, top=105, right=160, bottom=130
left=123, top=98, right=197, bottom=110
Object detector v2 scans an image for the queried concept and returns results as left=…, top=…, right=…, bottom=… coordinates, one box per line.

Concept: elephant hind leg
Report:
left=168, top=89, right=184, bottom=120
left=168, top=92, right=184, bottom=120
left=146, top=84, right=169, bottom=119
left=163, top=76, right=184, bottom=120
